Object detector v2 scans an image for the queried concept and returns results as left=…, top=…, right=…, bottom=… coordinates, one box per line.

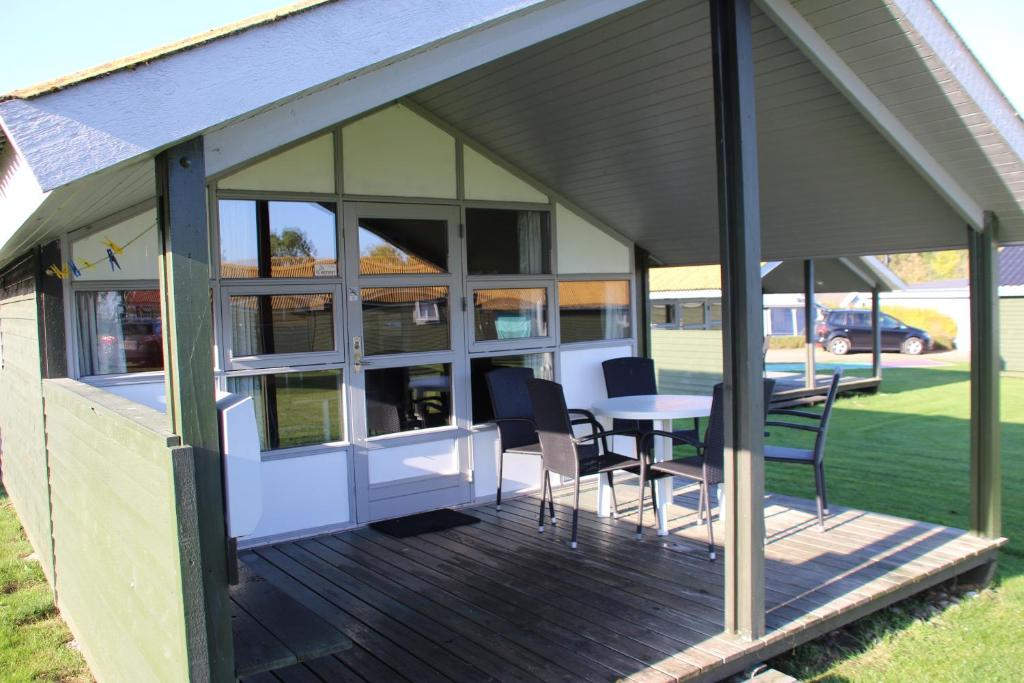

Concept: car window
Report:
left=881, top=314, right=902, bottom=329
left=850, top=312, right=870, bottom=326
left=829, top=311, right=847, bottom=326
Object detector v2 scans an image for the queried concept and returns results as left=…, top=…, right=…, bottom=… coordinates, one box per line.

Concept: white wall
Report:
left=556, top=204, right=630, bottom=274
left=246, top=450, right=350, bottom=542
left=71, top=209, right=159, bottom=281
left=471, top=427, right=543, bottom=500
left=367, top=436, right=459, bottom=485
left=98, top=380, right=166, bottom=413
left=219, top=134, right=335, bottom=194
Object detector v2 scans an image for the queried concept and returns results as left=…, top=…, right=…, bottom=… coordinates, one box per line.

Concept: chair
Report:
left=601, top=357, right=700, bottom=453
left=526, top=378, right=640, bottom=549
left=485, top=367, right=596, bottom=516
left=764, top=370, right=843, bottom=530
left=635, top=379, right=777, bottom=560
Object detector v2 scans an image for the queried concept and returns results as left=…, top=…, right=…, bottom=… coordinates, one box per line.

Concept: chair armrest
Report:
left=639, top=429, right=703, bottom=452
left=765, top=420, right=820, bottom=433
left=568, top=408, right=597, bottom=421
left=484, top=417, right=537, bottom=428
left=768, top=408, right=823, bottom=420
left=573, top=427, right=642, bottom=444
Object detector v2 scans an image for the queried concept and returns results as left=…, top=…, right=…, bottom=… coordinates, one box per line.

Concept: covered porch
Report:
left=232, top=480, right=1002, bottom=682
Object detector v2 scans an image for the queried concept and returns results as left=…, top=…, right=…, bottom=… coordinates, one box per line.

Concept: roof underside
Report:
left=2, top=0, right=1023, bottom=269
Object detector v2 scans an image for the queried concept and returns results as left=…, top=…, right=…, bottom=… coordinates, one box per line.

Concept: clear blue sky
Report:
left=0, top=0, right=1021, bottom=114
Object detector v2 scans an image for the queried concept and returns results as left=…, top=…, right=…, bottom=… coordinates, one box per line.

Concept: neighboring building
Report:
left=999, top=246, right=1024, bottom=375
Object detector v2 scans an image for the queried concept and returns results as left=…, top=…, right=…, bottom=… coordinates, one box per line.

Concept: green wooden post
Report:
left=968, top=213, right=1001, bottom=539
left=710, top=0, right=766, bottom=640
left=157, top=138, right=235, bottom=681
left=871, top=286, right=882, bottom=379
left=635, top=246, right=652, bottom=358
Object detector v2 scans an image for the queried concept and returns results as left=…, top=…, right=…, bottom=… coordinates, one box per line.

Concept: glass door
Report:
left=344, top=202, right=471, bottom=522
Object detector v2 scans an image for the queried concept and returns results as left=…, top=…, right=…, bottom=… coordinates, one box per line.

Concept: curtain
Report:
left=516, top=211, right=543, bottom=274
left=226, top=375, right=269, bottom=451
left=77, top=291, right=127, bottom=375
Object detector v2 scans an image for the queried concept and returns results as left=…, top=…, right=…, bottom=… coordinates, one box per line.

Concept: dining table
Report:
left=591, top=393, right=713, bottom=535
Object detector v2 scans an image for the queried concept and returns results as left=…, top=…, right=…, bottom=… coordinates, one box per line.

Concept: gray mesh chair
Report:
left=601, top=357, right=700, bottom=453
left=764, top=370, right=843, bottom=530
left=635, top=379, right=777, bottom=560
left=526, top=378, right=639, bottom=549
left=485, top=367, right=596, bottom=518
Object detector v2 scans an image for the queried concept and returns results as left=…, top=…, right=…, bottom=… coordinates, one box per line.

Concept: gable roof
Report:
left=2, top=0, right=1023, bottom=272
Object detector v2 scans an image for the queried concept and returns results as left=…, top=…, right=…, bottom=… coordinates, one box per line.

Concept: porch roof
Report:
left=2, top=0, right=1023, bottom=269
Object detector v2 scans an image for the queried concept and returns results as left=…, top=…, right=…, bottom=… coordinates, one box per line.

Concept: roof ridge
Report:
left=1, top=0, right=334, bottom=102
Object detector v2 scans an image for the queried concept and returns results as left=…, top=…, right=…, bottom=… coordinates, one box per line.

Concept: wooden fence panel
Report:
left=1001, top=297, right=1024, bottom=376
left=651, top=328, right=723, bottom=395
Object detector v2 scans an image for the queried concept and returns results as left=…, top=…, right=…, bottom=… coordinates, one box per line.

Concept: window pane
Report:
left=361, top=286, right=450, bottom=355
left=227, top=370, right=343, bottom=451
left=466, top=209, right=551, bottom=275
left=76, top=290, right=163, bottom=375
left=365, top=364, right=452, bottom=436
left=681, top=302, right=705, bottom=329
left=219, top=199, right=338, bottom=278
left=707, top=301, right=723, bottom=329
left=651, top=304, right=673, bottom=326
left=881, top=313, right=900, bottom=329
left=770, top=308, right=795, bottom=336
left=473, top=288, right=548, bottom=342
left=470, top=353, right=553, bottom=424
left=558, top=280, right=631, bottom=343
left=358, top=217, right=447, bottom=274
left=230, top=293, right=335, bottom=357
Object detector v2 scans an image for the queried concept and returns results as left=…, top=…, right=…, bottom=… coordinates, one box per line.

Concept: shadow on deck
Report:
left=233, top=479, right=1003, bottom=682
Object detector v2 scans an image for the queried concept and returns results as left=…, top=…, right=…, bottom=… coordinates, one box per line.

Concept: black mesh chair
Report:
left=765, top=370, right=843, bottom=530
left=601, top=357, right=700, bottom=455
left=485, top=367, right=597, bottom=517
left=635, top=379, right=776, bottom=560
left=527, top=378, right=639, bottom=549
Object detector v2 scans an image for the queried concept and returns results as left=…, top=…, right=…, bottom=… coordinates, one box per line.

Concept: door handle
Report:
left=352, top=336, right=364, bottom=372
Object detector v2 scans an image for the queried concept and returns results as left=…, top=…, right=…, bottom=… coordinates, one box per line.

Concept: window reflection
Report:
left=470, top=353, right=553, bottom=423
left=76, top=290, right=163, bottom=375
left=365, top=364, right=452, bottom=436
left=219, top=199, right=338, bottom=278
left=473, top=288, right=548, bottom=341
left=558, top=280, right=631, bottom=343
left=358, top=218, right=447, bottom=274
left=227, top=370, right=343, bottom=451
left=361, top=287, right=450, bottom=355
left=230, top=293, right=335, bottom=357
left=466, top=209, right=550, bottom=275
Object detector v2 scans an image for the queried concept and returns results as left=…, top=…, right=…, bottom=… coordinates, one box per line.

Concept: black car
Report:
left=816, top=309, right=932, bottom=355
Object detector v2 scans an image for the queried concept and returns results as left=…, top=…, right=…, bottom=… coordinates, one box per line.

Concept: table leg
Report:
left=596, top=416, right=614, bottom=517
left=654, top=418, right=671, bottom=535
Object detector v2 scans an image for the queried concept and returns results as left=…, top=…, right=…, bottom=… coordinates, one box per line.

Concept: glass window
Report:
left=651, top=304, right=673, bottom=326
left=707, top=301, right=723, bottom=329
left=227, top=370, right=343, bottom=451
left=681, top=302, right=705, bottom=329
left=881, top=313, right=902, bottom=329
left=470, top=353, right=553, bottom=424
left=851, top=311, right=871, bottom=327
left=770, top=308, right=795, bottom=336
left=219, top=199, right=338, bottom=278
left=358, top=217, right=447, bottom=274
left=230, top=293, right=335, bottom=357
left=361, top=286, right=450, bottom=355
left=466, top=209, right=551, bottom=275
left=473, top=288, right=548, bottom=342
left=558, top=280, right=631, bottom=343
left=76, top=290, right=163, bottom=375
left=365, top=364, right=452, bottom=436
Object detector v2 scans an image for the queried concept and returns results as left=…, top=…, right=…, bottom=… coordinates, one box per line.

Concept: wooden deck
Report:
left=234, top=479, right=1002, bottom=682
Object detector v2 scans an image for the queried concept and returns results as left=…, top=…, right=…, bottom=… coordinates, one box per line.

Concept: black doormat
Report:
left=369, top=508, right=480, bottom=538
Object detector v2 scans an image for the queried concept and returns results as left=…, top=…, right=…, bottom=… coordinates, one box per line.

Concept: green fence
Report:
left=652, top=328, right=723, bottom=395
left=1001, top=297, right=1024, bottom=376
left=42, top=379, right=207, bottom=682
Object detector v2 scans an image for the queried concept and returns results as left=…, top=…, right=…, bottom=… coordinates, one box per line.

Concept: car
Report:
left=816, top=309, right=932, bottom=355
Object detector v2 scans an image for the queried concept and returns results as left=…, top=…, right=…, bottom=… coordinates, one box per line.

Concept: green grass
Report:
left=761, top=365, right=1024, bottom=682
left=0, top=485, right=89, bottom=683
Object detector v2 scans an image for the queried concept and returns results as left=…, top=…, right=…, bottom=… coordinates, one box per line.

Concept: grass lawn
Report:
left=0, top=485, right=89, bottom=682
left=762, top=364, right=1023, bottom=682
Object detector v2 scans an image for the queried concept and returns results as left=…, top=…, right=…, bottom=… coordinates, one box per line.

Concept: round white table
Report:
left=591, top=394, right=713, bottom=535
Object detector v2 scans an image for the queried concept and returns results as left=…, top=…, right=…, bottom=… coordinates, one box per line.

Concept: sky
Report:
left=0, top=0, right=1021, bottom=113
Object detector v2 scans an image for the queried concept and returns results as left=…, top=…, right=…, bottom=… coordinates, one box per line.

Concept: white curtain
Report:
left=516, top=211, right=543, bottom=274
left=231, top=296, right=262, bottom=356
left=77, top=292, right=127, bottom=375
left=226, top=375, right=269, bottom=451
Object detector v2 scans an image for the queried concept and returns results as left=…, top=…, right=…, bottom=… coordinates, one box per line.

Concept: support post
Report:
left=635, top=246, right=652, bottom=358
left=157, top=138, right=235, bottom=681
left=710, top=0, right=766, bottom=640
left=968, top=214, right=1001, bottom=539
left=871, top=285, right=882, bottom=379
left=804, top=259, right=816, bottom=389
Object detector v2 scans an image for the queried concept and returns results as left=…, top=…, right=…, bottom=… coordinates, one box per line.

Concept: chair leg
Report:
left=570, top=479, right=581, bottom=550
left=814, top=463, right=826, bottom=531
left=697, top=483, right=705, bottom=522
left=635, top=470, right=646, bottom=540
left=606, top=471, right=619, bottom=518
left=702, top=481, right=716, bottom=561
left=496, top=449, right=504, bottom=511
left=818, top=462, right=829, bottom=514
left=546, top=470, right=557, bottom=525
left=537, top=468, right=547, bottom=533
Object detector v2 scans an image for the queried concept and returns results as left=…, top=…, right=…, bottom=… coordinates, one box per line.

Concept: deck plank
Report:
left=236, top=484, right=1002, bottom=682
left=231, top=604, right=296, bottom=678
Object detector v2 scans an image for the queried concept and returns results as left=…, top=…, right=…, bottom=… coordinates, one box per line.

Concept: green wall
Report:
left=1001, top=297, right=1024, bottom=376
left=43, top=379, right=207, bottom=682
left=0, top=259, right=54, bottom=584
left=652, top=328, right=723, bottom=396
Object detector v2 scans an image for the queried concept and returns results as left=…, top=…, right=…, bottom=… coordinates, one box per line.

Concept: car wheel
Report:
left=901, top=337, right=924, bottom=355
left=829, top=337, right=851, bottom=355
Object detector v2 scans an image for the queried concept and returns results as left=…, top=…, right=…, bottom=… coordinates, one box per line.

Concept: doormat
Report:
left=369, top=508, right=480, bottom=538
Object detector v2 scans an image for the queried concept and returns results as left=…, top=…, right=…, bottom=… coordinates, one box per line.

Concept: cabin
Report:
left=0, top=1, right=1016, bottom=681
